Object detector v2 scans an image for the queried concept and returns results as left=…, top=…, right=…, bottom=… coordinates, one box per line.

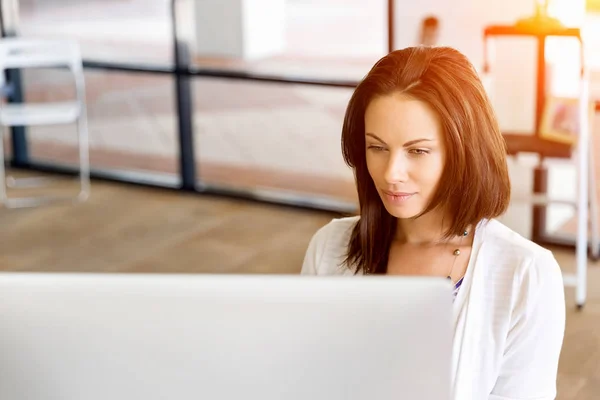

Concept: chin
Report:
left=379, top=196, right=423, bottom=219
left=383, top=206, right=421, bottom=220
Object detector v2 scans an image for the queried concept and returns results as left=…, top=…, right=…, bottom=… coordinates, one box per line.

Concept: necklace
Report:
left=447, top=229, right=469, bottom=281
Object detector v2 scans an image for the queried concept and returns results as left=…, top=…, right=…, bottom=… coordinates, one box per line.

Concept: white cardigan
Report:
left=301, top=216, right=566, bottom=400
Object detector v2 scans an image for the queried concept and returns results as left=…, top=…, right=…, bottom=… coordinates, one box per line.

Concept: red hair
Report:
left=341, top=46, right=511, bottom=274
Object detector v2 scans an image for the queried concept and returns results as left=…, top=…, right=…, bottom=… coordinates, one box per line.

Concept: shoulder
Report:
left=480, top=219, right=558, bottom=266
left=310, top=216, right=359, bottom=245
left=477, top=219, right=564, bottom=302
left=300, top=216, right=359, bottom=275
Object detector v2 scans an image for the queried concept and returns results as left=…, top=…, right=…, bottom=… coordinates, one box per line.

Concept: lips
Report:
left=383, top=190, right=414, bottom=196
left=382, top=190, right=415, bottom=203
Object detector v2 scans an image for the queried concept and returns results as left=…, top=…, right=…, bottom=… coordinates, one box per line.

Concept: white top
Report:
left=301, top=216, right=566, bottom=400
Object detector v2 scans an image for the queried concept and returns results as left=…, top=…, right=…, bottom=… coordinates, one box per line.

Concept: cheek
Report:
left=419, top=156, right=445, bottom=186
left=365, top=153, right=383, bottom=181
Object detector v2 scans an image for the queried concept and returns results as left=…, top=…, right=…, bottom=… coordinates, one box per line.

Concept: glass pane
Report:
left=193, top=77, right=356, bottom=202
left=177, top=0, right=387, bottom=81
left=19, top=0, right=173, bottom=66
left=23, top=68, right=179, bottom=179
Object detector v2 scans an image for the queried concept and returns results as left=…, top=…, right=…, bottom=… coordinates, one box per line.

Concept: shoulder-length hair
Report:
left=342, top=46, right=510, bottom=274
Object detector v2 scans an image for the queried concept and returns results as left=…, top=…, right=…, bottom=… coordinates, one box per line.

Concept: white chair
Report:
left=0, top=38, right=90, bottom=208
left=481, top=68, right=598, bottom=309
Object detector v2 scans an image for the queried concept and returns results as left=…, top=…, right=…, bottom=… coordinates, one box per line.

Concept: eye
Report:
left=408, top=148, right=430, bottom=155
left=367, top=145, right=386, bottom=152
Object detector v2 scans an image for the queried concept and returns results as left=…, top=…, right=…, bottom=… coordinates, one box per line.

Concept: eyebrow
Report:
left=365, top=133, right=435, bottom=147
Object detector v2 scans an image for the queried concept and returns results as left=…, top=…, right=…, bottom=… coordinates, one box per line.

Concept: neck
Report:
left=395, top=210, right=455, bottom=245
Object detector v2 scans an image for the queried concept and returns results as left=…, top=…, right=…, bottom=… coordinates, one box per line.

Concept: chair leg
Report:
left=588, top=133, right=600, bottom=260
left=576, top=164, right=588, bottom=308
left=76, top=111, right=90, bottom=202
left=0, top=115, right=90, bottom=208
left=575, top=77, right=591, bottom=309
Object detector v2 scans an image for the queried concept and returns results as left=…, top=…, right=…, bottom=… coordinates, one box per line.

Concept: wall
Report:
left=394, top=0, right=538, bottom=131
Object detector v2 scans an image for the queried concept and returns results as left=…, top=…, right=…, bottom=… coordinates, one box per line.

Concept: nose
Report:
left=383, top=151, right=409, bottom=185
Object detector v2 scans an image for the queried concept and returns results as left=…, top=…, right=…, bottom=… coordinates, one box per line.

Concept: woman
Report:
left=301, top=46, right=565, bottom=400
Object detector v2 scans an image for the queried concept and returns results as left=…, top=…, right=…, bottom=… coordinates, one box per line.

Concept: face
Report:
left=364, top=94, right=445, bottom=219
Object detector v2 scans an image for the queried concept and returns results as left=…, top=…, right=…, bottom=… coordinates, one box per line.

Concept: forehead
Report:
left=364, top=94, right=443, bottom=142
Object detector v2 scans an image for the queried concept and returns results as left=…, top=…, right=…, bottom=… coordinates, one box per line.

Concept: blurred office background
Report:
left=2, top=0, right=600, bottom=398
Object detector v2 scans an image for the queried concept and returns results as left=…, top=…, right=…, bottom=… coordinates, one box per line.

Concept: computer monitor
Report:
left=0, top=273, right=453, bottom=400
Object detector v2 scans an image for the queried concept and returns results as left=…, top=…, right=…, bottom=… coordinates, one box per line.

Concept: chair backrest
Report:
left=0, top=37, right=85, bottom=99
left=0, top=37, right=82, bottom=71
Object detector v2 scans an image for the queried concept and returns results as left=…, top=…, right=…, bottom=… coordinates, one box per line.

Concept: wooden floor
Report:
left=1, top=172, right=599, bottom=399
